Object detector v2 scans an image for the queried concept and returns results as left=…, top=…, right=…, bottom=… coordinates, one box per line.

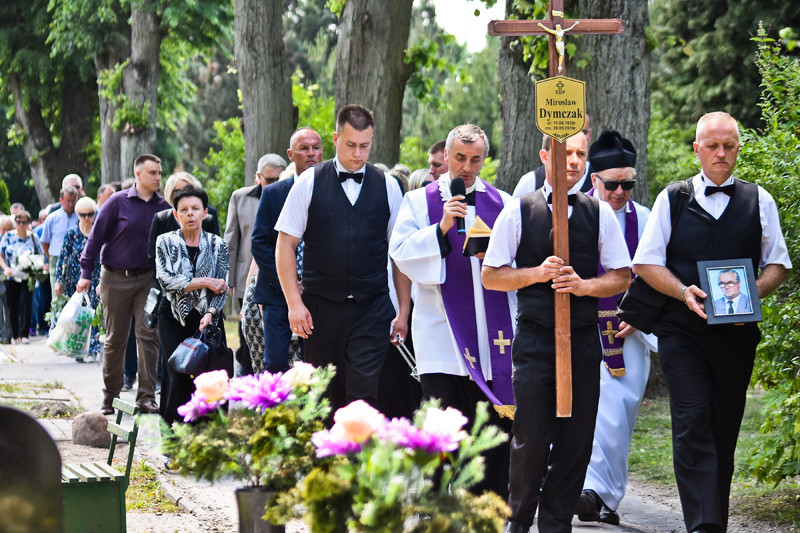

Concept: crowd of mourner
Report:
left=4, top=104, right=790, bottom=533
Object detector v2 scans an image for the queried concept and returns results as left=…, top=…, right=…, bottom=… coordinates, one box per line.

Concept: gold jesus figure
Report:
left=538, top=21, right=580, bottom=72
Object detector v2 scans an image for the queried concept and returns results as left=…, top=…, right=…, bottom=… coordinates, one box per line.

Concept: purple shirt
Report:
left=80, top=185, right=170, bottom=279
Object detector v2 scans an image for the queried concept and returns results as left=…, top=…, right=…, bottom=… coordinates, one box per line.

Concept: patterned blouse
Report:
left=155, top=229, right=229, bottom=326
left=0, top=231, right=43, bottom=276
left=55, top=226, right=101, bottom=308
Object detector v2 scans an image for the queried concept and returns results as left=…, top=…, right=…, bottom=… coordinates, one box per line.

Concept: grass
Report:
left=127, top=460, right=180, bottom=513
left=630, top=390, right=800, bottom=529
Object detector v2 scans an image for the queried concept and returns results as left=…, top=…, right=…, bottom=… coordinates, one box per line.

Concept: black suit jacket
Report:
left=250, top=177, right=295, bottom=305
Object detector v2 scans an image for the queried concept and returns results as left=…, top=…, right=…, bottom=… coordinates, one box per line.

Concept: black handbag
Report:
left=203, top=321, right=234, bottom=378
left=168, top=330, right=209, bottom=375
left=617, top=276, right=669, bottom=335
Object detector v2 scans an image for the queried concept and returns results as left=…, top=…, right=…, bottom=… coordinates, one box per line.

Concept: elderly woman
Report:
left=54, top=197, right=101, bottom=361
left=155, top=186, right=229, bottom=425
left=0, top=211, right=43, bottom=345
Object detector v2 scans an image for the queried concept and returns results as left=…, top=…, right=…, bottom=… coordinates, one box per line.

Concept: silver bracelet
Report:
left=680, top=285, right=689, bottom=305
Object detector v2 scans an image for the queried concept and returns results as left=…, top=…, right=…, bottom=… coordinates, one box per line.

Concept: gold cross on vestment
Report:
left=493, top=331, right=511, bottom=354
left=463, top=348, right=477, bottom=369
left=489, top=1, right=624, bottom=418
left=601, top=321, right=618, bottom=344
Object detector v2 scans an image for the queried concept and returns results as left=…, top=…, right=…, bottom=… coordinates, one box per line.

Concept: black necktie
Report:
left=705, top=184, right=734, bottom=197
left=339, top=172, right=363, bottom=184
left=546, top=193, right=577, bottom=206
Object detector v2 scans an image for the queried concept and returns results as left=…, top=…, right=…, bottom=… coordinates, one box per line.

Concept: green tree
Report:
left=0, top=0, right=96, bottom=205
left=734, top=28, right=800, bottom=485
left=650, top=0, right=800, bottom=130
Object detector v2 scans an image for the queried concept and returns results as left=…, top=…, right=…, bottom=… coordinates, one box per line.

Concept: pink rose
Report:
left=332, top=400, right=385, bottom=443
left=194, top=370, right=230, bottom=402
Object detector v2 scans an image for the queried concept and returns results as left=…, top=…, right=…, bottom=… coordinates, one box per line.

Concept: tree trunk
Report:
left=334, top=0, right=414, bottom=167
left=8, top=74, right=93, bottom=206
left=234, top=0, right=294, bottom=187
left=573, top=0, right=650, bottom=206
left=95, top=38, right=130, bottom=185
left=120, top=0, right=162, bottom=181
left=495, top=0, right=542, bottom=193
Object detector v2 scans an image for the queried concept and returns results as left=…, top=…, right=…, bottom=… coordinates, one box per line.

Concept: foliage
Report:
left=649, top=0, right=800, bottom=129
left=733, top=26, right=800, bottom=485
left=646, top=110, right=698, bottom=204
left=0, top=178, right=10, bottom=214
left=272, top=400, right=509, bottom=532
left=398, top=136, right=428, bottom=172
left=291, top=71, right=336, bottom=157
left=200, top=118, right=245, bottom=234
left=163, top=363, right=334, bottom=499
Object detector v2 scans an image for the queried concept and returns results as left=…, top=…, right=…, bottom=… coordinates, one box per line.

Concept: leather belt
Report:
left=104, top=265, right=151, bottom=277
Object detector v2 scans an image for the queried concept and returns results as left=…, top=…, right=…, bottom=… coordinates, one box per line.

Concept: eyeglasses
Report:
left=77, top=212, right=96, bottom=218
left=15, top=219, right=30, bottom=225
left=718, top=280, right=739, bottom=288
left=264, top=177, right=279, bottom=185
left=596, top=176, right=636, bottom=191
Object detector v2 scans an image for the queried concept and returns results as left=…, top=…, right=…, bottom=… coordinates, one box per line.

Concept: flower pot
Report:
left=235, top=487, right=285, bottom=533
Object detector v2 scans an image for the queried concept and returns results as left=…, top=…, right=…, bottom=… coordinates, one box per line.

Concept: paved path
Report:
left=1, top=335, right=688, bottom=532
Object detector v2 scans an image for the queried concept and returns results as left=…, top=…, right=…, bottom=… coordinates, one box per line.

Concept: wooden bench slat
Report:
left=61, top=465, right=82, bottom=483
left=112, top=397, right=139, bottom=415
left=81, top=462, right=115, bottom=482
left=107, top=423, right=132, bottom=441
left=92, top=461, right=125, bottom=481
left=67, top=462, right=99, bottom=482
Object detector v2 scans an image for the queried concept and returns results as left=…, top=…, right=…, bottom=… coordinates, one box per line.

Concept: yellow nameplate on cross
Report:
left=535, top=77, right=586, bottom=141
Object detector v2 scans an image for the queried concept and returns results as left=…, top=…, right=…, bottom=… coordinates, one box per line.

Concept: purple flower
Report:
left=177, top=393, right=223, bottom=422
left=224, top=372, right=293, bottom=411
left=311, top=427, right=366, bottom=457
left=378, top=407, right=469, bottom=454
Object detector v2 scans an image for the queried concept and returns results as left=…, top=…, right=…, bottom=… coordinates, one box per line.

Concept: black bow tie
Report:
left=339, top=172, right=363, bottom=184
left=547, top=193, right=577, bottom=206
left=704, top=184, right=734, bottom=197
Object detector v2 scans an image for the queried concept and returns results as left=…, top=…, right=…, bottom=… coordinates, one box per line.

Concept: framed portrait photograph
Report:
left=697, top=259, right=762, bottom=325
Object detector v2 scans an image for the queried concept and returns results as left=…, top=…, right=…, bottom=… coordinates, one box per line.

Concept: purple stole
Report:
left=425, top=181, right=515, bottom=413
left=588, top=189, right=638, bottom=377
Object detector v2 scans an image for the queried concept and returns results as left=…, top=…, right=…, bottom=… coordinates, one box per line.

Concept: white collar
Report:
left=437, top=173, right=486, bottom=201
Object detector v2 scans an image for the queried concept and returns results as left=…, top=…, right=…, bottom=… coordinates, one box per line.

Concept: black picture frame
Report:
left=697, top=259, right=762, bottom=325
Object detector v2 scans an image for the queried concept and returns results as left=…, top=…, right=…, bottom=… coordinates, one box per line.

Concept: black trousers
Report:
left=158, top=306, right=202, bottom=426
left=420, top=372, right=513, bottom=500
left=302, top=291, right=394, bottom=413
left=5, top=280, right=32, bottom=340
left=659, top=324, right=760, bottom=533
left=507, top=325, right=601, bottom=532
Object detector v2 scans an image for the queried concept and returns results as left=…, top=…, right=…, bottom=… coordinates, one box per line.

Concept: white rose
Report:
left=283, top=361, right=316, bottom=388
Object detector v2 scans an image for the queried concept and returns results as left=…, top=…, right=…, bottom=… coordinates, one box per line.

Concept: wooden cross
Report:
left=493, top=331, right=511, bottom=354
left=489, top=1, right=624, bottom=417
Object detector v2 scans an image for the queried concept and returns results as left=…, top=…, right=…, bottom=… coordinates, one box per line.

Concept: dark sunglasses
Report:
left=15, top=219, right=30, bottom=224
left=78, top=212, right=96, bottom=218
left=596, top=176, right=636, bottom=191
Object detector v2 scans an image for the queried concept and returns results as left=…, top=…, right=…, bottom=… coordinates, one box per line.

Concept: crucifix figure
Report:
left=489, top=2, right=624, bottom=417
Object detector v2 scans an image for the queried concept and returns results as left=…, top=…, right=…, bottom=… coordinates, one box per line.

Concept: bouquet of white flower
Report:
left=14, top=250, right=48, bottom=290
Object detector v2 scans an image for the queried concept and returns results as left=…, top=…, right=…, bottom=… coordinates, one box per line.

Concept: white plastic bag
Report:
left=46, top=292, right=94, bottom=358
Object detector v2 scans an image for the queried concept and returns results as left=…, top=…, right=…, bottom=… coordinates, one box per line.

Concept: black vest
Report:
left=656, top=177, right=762, bottom=336
left=516, top=192, right=600, bottom=329
left=302, top=160, right=390, bottom=302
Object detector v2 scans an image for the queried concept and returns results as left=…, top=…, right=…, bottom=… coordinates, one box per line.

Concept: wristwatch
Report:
left=206, top=308, right=218, bottom=317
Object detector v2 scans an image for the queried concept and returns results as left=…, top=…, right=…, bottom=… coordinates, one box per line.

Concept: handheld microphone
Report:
left=450, top=177, right=467, bottom=235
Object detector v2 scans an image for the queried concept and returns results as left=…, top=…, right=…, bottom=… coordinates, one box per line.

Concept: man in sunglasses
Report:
left=573, top=130, right=658, bottom=525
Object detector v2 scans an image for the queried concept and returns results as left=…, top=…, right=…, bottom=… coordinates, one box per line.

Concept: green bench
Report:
left=61, top=398, right=140, bottom=533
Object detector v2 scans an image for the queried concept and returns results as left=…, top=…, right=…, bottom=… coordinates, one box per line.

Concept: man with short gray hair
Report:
left=225, top=153, right=287, bottom=374
left=41, top=186, right=79, bottom=309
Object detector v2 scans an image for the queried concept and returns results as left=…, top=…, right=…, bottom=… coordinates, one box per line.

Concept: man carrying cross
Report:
left=482, top=131, right=631, bottom=532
